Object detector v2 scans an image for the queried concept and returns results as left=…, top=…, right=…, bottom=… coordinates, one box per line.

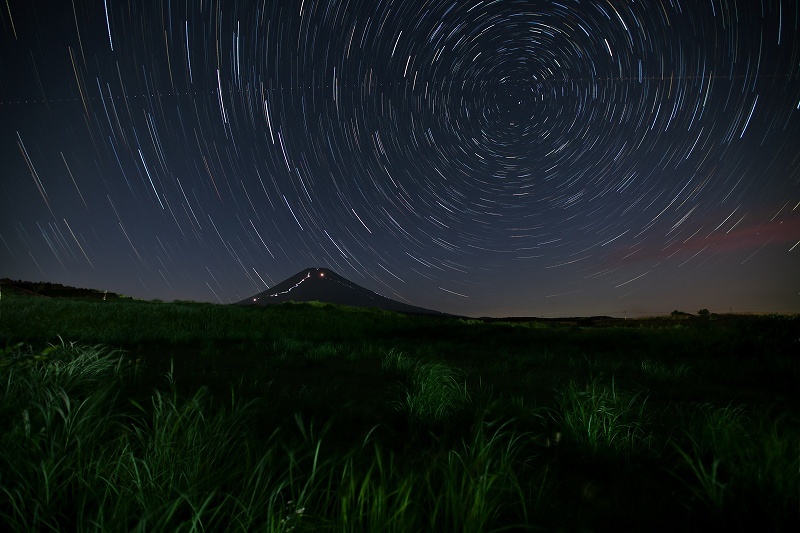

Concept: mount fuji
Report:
left=237, top=268, right=450, bottom=316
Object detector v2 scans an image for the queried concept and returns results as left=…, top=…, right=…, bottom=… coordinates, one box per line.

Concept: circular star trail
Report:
left=1, top=0, right=798, bottom=316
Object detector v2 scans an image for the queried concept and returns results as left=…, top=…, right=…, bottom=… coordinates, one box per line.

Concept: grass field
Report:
left=1, top=290, right=798, bottom=531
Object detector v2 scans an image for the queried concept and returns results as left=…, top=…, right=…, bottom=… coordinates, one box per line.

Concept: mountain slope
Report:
left=237, top=268, right=449, bottom=315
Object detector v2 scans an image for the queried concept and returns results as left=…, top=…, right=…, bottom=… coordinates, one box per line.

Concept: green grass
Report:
left=1, top=291, right=798, bottom=531
left=551, top=376, right=656, bottom=459
left=640, top=358, right=691, bottom=379
left=399, top=361, right=470, bottom=426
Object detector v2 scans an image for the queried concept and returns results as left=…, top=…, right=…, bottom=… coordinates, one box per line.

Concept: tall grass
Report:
left=382, top=349, right=471, bottom=425
left=380, top=348, right=416, bottom=378
left=335, top=420, right=545, bottom=531
left=0, top=340, right=127, bottom=531
left=2, top=294, right=797, bottom=530
left=0, top=341, right=312, bottom=531
left=384, top=353, right=471, bottom=426
left=551, top=377, right=656, bottom=458
left=640, top=358, right=691, bottom=378
left=0, top=341, right=545, bottom=531
left=0, top=292, right=436, bottom=347
left=672, top=403, right=800, bottom=527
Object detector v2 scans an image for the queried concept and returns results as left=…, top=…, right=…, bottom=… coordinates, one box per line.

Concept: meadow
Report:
left=1, top=290, right=798, bottom=531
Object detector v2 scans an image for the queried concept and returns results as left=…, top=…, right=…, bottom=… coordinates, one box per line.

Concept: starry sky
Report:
left=1, top=0, right=798, bottom=318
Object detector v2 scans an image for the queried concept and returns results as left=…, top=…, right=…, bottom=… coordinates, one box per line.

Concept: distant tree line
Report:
left=0, top=279, right=124, bottom=300
left=671, top=309, right=717, bottom=319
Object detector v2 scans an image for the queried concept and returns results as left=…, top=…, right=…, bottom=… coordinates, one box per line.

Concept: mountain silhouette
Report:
left=238, top=268, right=450, bottom=315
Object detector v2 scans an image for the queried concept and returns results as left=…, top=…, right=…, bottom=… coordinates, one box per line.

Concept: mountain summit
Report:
left=238, top=268, right=449, bottom=315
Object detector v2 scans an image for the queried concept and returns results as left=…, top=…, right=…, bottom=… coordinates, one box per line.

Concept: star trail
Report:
left=1, top=0, right=798, bottom=317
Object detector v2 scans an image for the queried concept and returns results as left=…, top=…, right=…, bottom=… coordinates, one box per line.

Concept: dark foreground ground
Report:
left=1, top=288, right=798, bottom=531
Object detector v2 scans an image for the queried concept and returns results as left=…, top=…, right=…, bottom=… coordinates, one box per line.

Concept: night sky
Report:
left=1, top=0, right=798, bottom=317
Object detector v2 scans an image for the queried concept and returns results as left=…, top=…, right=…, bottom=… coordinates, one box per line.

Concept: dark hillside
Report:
left=238, top=267, right=452, bottom=316
left=0, top=278, right=121, bottom=300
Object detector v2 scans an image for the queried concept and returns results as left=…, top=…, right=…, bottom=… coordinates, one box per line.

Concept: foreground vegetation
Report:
left=1, top=292, right=798, bottom=531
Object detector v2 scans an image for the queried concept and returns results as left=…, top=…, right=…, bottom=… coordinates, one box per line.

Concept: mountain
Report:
left=237, top=268, right=450, bottom=316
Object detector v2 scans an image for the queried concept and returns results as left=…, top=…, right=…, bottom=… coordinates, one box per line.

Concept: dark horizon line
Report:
left=2, top=277, right=796, bottom=320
